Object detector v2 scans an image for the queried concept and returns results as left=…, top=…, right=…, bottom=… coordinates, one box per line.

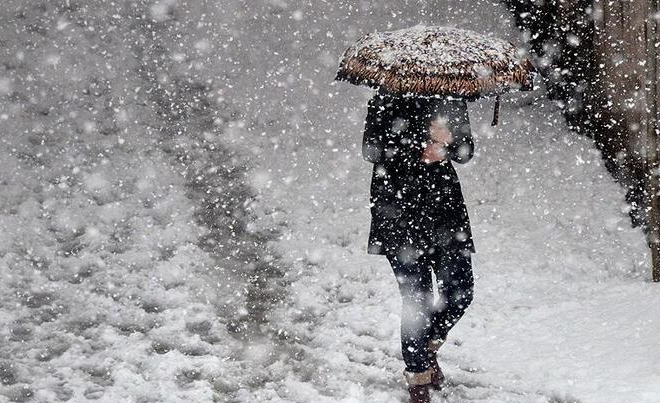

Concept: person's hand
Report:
left=429, top=119, right=454, bottom=145
left=421, top=119, right=453, bottom=164
left=421, top=141, right=447, bottom=164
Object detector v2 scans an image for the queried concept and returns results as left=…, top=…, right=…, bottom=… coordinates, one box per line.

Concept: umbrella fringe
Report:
left=336, top=54, right=534, bottom=98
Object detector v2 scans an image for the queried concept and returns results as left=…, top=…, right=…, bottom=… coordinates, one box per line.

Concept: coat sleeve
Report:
left=361, top=95, right=388, bottom=164
left=445, top=100, right=474, bottom=164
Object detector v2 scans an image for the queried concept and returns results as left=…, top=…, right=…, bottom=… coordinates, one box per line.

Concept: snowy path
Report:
left=248, top=95, right=659, bottom=403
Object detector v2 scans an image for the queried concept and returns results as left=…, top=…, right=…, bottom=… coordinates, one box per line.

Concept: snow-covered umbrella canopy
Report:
left=335, top=25, right=535, bottom=99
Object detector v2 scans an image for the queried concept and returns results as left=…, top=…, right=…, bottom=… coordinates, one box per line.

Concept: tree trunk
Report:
left=645, top=0, right=660, bottom=281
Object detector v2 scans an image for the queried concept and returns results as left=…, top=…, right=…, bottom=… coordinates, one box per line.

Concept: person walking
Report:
left=336, top=24, right=534, bottom=403
left=362, top=88, right=476, bottom=403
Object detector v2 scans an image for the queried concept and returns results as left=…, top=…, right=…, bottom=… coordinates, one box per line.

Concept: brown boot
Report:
left=428, top=339, right=445, bottom=390
left=404, top=369, right=433, bottom=403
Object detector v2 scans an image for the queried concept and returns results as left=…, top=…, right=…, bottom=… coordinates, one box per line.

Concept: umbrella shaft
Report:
left=491, top=96, right=501, bottom=126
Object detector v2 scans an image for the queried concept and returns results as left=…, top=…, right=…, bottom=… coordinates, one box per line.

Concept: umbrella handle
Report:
left=491, top=96, right=500, bottom=126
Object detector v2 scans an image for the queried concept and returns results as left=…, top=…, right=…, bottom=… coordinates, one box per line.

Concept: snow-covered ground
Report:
left=1, top=1, right=658, bottom=403
left=0, top=2, right=285, bottom=402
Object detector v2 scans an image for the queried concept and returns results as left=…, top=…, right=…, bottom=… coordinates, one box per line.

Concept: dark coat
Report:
left=362, top=91, right=476, bottom=257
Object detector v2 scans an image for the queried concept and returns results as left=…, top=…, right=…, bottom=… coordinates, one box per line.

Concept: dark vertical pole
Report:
left=645, top=0, right=660, bottom=282
left=491, top=95, right=501, bottom=126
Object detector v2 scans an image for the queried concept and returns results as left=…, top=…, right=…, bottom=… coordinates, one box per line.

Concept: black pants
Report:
left=386, top=248, right=474, bottom=373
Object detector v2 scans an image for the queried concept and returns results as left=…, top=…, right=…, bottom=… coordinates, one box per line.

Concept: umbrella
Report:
left=335, top=25, right=536, bottom=125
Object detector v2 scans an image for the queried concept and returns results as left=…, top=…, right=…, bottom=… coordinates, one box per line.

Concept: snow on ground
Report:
left=0, top=2, right=285, bottom=402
